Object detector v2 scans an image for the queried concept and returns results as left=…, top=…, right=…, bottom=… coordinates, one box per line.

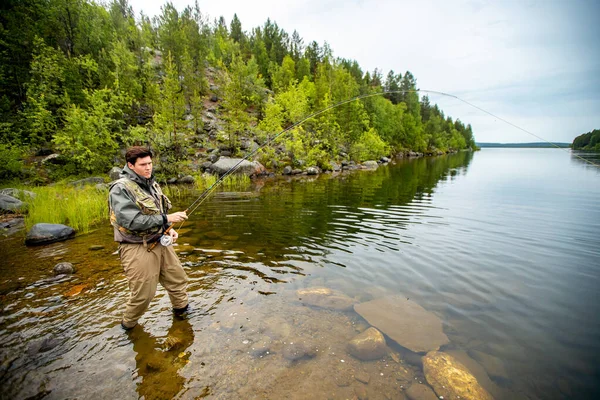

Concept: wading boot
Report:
left=173, top=304, right=189, bottom=319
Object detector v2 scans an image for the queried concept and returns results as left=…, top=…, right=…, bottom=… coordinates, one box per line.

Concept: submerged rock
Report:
left=405, top=383, right=438, bottom=400
left=347, top=327, right=388, bottom=361
left=296, top=287, right=355, bottom=311
left=354, top=296, right=449, bottom=353
left=422, top=351, right=495, bottom=400
left=282, top=340, right=317, bottom=361
left=468, top=349, right=509, bottom=382
left=53, top=262, right=74, bottom=275
left=25, top=223, right=75, bottom=245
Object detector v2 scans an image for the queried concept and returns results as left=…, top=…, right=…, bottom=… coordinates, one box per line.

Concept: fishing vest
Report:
left=109, top=177, right=172, bottom=243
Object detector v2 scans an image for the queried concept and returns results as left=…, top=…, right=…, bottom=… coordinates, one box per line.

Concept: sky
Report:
left=127, top=0, right=600, bottom=143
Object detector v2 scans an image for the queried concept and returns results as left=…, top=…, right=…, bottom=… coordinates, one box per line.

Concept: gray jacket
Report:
left=108, top=164, right=170, bottom=243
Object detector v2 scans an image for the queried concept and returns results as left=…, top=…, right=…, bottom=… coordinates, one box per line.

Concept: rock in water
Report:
left=25, top=223, right=75, bottom=245
left=422, top=351, right=495, bottom=400
left=53, top=262, right=74, bottom=275
left=347, top=327, right=388, bottom=361
left=296, top=287, right=355, bottom=311
left=353, top=296, right=449, bottom=353
left=405, top=383, right=439, bottom=400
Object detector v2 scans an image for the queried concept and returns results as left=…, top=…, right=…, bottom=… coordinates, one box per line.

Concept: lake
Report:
left=1, top=148, right=599, bottom=399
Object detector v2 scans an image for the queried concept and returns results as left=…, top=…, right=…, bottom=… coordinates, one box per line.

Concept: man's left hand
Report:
left=169, top=229, right=179, bottom=243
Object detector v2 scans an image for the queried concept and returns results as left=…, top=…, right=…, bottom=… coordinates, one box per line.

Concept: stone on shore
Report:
left=25, top=223, right=75, bottom=245
left=108, top=167, right=122, bottom=181
left=209, top=158, right=266, bottom=177
left=362, top=160, right=379, bottom=170
left=353, top=296, right=449, bottom=353
left=296, top=287, right=355, bottom=311
left=422, top=351, right=495, bottom=400
left=0, top=193, right=24, bottom=213
left=346, top=327, right=388, bottom=361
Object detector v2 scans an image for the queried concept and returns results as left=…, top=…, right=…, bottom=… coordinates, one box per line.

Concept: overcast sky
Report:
left=128, top=0, right=599, bottom=143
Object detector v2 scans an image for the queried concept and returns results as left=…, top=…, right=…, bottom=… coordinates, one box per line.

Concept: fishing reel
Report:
left=160, top=234, right=173, bottom=247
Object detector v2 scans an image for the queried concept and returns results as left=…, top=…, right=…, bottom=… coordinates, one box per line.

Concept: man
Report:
left=109, top=146, right=189, bottom=330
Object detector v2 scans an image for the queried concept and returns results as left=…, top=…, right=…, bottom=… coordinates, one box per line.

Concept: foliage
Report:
left=25, top=184, right=108, bottom=233
left=572, top=129, right=600, bottom=151
left=0, top=0, right=477, bottom=185
left=350, top=128, right=390, bottom=162
left=0, top=144, right=23, bottom=181
left=53, top=88, right=124, bottom=173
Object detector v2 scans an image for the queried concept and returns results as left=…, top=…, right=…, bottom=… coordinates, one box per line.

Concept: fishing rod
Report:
left=150, top=88, right=598, bottom=250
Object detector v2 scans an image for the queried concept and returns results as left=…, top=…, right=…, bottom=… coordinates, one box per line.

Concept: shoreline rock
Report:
left=25, top=223, right=75, bottom=246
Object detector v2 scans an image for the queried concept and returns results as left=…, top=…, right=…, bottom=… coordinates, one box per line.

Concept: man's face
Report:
left=128, top=156, right=153, bottom=179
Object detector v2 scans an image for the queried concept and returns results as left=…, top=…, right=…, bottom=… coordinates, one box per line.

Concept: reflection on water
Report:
left=1, top=149, right=599, bottom=399
left=130, top=316, right=194, bottom=400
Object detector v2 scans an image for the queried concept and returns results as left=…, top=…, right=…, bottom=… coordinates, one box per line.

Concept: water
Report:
left=1, top=148, right=599, bottom=399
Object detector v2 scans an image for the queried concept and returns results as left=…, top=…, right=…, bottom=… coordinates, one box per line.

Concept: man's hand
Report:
left=169, top=228, right=179, bottom=243
left=167, top=211, right=188, bottom=223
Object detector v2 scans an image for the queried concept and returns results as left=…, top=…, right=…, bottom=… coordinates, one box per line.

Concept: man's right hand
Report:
left=167, top=211, right=188, bottom=223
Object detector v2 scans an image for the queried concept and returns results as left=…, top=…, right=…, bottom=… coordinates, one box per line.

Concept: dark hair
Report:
left=125, top=146, right=153, bottom=165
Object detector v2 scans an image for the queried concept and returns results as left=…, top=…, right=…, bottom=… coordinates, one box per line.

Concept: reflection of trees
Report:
left=570, top=151, right=600, bottom=173
left=193, top=152, right=473, bottom=258
left=128, top=317, right=194, bottom=400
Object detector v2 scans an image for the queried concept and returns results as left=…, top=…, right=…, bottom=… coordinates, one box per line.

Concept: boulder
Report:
left=296, top=287, right=355, bottom=311
left=209, top=158, right=266, bottom=177
left=422, top=351, right=494, bottom=400
left=25, top=223, right=75, bottom=246
left=362, top=161, right=379, bottom=170
left=53, top=262, right=74, bottom=275
left=109, top=167, right=122, bottom=181
left=0, top=188, right=36, bottom=199
left=306, top=166, right=320, bottom=175
left=282, top=166, right=292, bottom=175
left=0, top=194, right=24, bottom=213
left=353, top=296, right=449, bottom=353
left=346, top=327, right=388, bottom=361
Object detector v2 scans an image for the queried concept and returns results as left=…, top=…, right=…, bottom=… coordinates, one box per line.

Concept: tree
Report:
left=53, top=88, right=123, bottom=172
left=153, top=51, right=186, bottom=144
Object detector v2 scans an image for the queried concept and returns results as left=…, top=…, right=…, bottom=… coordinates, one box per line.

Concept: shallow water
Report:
left=1, top=149, right=599, bottom=399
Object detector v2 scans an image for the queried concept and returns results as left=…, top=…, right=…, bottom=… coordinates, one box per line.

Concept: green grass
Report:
left=25, top=184, right=108, bottom=233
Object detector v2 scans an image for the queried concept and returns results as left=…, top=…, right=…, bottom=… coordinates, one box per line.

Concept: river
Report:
left=1, top=148, right=599, bottom=399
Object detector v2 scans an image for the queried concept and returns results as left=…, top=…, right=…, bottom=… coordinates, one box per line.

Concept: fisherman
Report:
left=109, top=146, right=189, bottom=330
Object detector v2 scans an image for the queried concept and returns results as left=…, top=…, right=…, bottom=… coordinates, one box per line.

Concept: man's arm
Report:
left=109, top=185, right=163, bottom=232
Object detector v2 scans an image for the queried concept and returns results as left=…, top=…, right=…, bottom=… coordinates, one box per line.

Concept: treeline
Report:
left=572, top=129, right=600, bottom=151
left=0, top=0, right=476, bottom=181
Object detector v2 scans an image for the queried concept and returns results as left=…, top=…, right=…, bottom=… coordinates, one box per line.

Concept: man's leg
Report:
left=159, top=245, right=189, bottom=310
left=121, top=243, right=161, bottom=328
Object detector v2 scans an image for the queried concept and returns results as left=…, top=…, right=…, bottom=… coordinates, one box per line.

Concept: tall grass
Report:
left=25, top=185, right=108, bottom=233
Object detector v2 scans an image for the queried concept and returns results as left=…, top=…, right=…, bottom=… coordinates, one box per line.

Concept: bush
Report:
left=349, top=128, right=390, bottom=162
left=0, top=144, right=23, bottom=181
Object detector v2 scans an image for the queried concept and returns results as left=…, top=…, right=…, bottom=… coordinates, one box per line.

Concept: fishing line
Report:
left=151, top=88, right=598, bottom=248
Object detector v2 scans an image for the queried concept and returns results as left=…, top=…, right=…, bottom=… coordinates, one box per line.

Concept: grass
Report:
left=25, top=184, right=108, bottom=233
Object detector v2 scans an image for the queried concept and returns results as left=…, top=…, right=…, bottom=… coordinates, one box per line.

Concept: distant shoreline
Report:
left=476, top=142, right=571, bottom=148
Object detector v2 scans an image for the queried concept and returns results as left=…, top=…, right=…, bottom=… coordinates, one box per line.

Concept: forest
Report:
left=0, top=0, right=476, bottom=183
left=572, top=129, right=600, bottom=151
